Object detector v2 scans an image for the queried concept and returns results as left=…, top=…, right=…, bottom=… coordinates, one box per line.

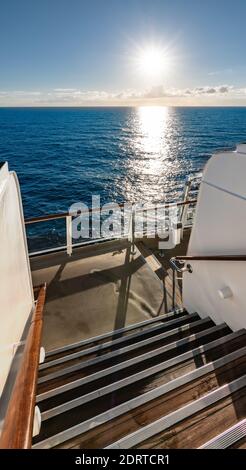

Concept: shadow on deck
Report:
left=31, top=238, right=182, bottom=351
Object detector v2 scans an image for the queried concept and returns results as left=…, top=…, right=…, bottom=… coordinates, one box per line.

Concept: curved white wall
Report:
left=0, top=163, right=34, bottom=397
left=183, top=144, right=246, bottom=331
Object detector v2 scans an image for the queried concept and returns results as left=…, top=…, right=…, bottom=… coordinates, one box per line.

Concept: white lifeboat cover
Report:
left=0, top=163, right=34, bottom=397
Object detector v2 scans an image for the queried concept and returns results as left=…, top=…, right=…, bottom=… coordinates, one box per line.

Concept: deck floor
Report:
left=31, top=240, right=170, bottom=351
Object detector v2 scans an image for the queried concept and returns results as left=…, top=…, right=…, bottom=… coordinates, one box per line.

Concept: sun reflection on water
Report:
left=118, top=106, right=184, bottom=204
left=137, top=106, right=169, bottom=174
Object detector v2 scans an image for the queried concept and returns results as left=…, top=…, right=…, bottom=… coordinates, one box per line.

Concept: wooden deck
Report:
left=33, top=311, right=246, bottom=449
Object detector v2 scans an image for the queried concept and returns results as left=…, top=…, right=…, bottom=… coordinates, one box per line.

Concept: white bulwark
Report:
left=0, top=163, right=34, bottom=396
left=183, top=144, right=246, bottom=331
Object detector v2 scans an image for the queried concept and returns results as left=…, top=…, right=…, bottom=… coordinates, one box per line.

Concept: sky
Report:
left=1, top=0, right=246, bottom=106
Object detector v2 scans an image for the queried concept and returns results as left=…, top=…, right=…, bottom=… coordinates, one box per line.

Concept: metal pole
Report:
left=66, top=215, right=72, bottom=256
left=131, top=204, right=136, bottom=255
left=180, top=178, right=191, bottom=222
left=172, top=268, right=176, bottom=310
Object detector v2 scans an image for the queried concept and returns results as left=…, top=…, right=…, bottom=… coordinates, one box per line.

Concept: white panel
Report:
left=183, top=147, right=246, bottom=331
left=201, top=149, right=246, bottom=199
left=0, top=164, right=34, bottom=396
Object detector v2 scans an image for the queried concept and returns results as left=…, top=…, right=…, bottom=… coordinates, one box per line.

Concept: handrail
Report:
left=175, top=255, right=246, bottom=261
left=0, top=284, right=46, bottom=449
left=24, top=199, right=197, bottom=225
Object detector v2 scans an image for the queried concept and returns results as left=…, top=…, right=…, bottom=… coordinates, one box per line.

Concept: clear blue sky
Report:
left=1, top=0, right=246, bottom=105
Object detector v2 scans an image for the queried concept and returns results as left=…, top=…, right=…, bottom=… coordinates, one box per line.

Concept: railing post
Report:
left=172, top=267, right=176, bottom=310
left=179, top=178, right=191, bottom=236
left=128, top=204, right=136, bottom=255
left=66, top=215, right=72, bottom=256
left=180, top=204, right=189, bottom=236
left=131, top=204, right=136, bottom=255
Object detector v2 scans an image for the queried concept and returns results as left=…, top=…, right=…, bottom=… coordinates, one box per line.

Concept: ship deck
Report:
left=30, top=233, right=190, bottom=352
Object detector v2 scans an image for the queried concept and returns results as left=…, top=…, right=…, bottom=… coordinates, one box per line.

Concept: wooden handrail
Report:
left=24, top=199, right=197, bottom=225
left=175, top=255, right=246, bottom=261
left=0, top=284, right=46, bottom=449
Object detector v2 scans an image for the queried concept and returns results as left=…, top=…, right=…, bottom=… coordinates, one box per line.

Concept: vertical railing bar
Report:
left=128, top=207, right=132, bottom=243
left=66, top=215, right=72, bottom=256
left=131, top=203, right=136, bottom=255
left=180, top=178, right=191, bottom=220
left=172, top=267, right=176, bottom=310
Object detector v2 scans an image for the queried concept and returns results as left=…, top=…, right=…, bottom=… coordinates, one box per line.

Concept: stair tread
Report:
left=106, top=374, right=246, bottom=449
left=137, top=385, right=246, bottom=449
left=59, top=354, right=246, bottom=449
left=37, top=330, right=246, bottom=409
left=34, top=309, right=246, bottom=450
left=37, top=323, right=229, bottom=391
left=34, top=344, right=246, bottom=448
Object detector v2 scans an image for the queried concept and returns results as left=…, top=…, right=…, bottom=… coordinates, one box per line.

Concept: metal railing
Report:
left=25, top=198, right=197, bottom=257
left=175, top=255, right=246, bottom=261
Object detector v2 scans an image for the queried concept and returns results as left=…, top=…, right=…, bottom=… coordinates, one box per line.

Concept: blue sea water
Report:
left=0, top=106, right=246, bottom=250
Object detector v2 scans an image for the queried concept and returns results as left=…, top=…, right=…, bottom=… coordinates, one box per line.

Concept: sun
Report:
left=137, top=46, right=169, bottom=78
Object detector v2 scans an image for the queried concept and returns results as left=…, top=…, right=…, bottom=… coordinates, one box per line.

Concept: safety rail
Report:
left=25, top=198, right=197, bottom=257
left=175, top=255, right=246, bottom=261
left=0, top=284, right=46, bottom=449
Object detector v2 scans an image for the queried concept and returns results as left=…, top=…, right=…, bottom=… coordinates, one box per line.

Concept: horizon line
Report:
left=1, top=104, right=246, bottom=109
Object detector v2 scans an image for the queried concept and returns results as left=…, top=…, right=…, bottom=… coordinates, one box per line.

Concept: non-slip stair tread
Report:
left=137, top=386, right=246, bottom=449
left=37, top=324, right=230, bottom=392
left=39, top=316, right=211, bottom=376
left=34, top=345, right=246, bottom=448
left=54, top=354, right=246, bottom=449
left=37, top=330, right=246, bottom=410
left=199, top=418, right=246, bottom=449
left=34, top=307, right=246, bottom=450
left=45, top=309, right=187, bottom=362
left=106, top=375, right=246, bottom=449
left=41, top=349, right=246, bottom=424
left=40, top=313, right=199, bottom=371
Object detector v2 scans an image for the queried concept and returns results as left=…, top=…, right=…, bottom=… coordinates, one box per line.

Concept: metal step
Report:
left=37, top=347, right=246, bottom=421
left=37, top=329, right=245, bottom=403
left=37, top=322, right=227, bottom=388
left=229, top=435, right=246, bottom=449
left=45, top=308, right=186, bottom=361
left=106, top=374, right=246, bottom=449
left=39, top=316, right=210, bottom=376
left=40, top=313, right=199, bottom=371
left=37, top=323, right=231, bottom=396
left=199, top=418, right=246, bottom=449
left=33, top=342, right=246, bottom=448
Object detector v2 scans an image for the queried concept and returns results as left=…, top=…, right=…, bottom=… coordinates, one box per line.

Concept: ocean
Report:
left=0, top=106, right=246, bottom=250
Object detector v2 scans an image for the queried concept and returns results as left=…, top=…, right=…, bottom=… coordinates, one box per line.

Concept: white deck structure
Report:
left=184, top=144, right=246, bottom=331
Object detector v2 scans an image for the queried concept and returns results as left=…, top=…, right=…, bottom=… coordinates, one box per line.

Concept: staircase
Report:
left=33, top=309, right=246, bottom=449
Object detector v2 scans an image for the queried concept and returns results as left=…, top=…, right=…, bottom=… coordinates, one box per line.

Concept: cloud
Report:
left=208, top=68, right=233, bottom=76
left=138, top=84, right=233, bottom=99
left=53, top=88, right=77, bottom=92
left=11, top=90, right=41, bottom=96
left=187, top=85, right=232, bottom=96
left=218, top=85, right=230, bottom=93
left=0, top=84, right=245, bottom=106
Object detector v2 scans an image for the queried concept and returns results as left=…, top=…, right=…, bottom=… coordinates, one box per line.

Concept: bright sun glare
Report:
left=137, top=46, right=169, bottom=78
